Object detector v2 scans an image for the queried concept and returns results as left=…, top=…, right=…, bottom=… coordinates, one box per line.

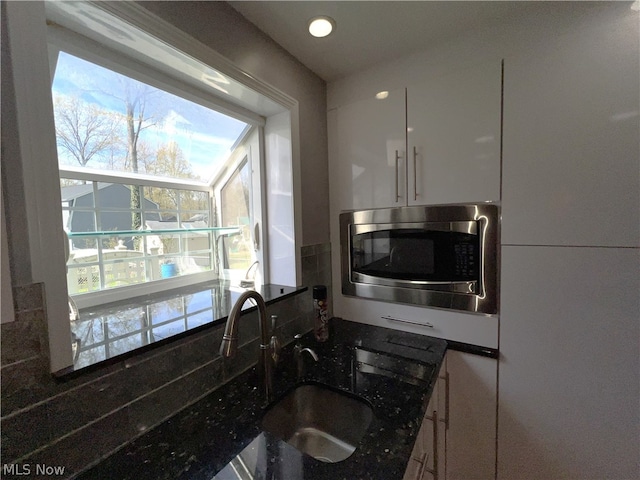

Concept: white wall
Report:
left=139, top=1, right=329, bottom=248
left=1, top=1, right=32, bottom=288
left=1, top=182, right=14, bottom=323
left=265, top=111, right=297, bottom=286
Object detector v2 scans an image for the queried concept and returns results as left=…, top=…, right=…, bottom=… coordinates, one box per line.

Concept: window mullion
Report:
left=59, top=167, right=211, bottom=192
left=138, top=184, right=150, bottom=284
left=209, top=186, right=217, bottom=278
left=177, top=190, right=183, bottom=267
left=102, top=315, right=109, bottom=360
left=93, top=181, right=106, bottom=292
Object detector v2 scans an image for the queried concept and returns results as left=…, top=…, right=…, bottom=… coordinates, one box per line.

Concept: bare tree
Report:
left=109, top=80, right=155, bottom=230
left=53, top=94, right=119, bottom=168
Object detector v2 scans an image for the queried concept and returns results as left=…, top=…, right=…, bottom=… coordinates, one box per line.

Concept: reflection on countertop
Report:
left=71, top=281, right=305, bottom=370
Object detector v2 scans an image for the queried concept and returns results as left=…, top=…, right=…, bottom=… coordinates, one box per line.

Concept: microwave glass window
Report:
left=351, top=229, right=478, bottom=282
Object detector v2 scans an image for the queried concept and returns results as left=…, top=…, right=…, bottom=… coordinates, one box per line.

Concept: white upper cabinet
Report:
left=333, top=88, right=406, bottom=210
left=331, top=61, right=502, bottom=211
left=407, top=62, right=502, bottom=206
left=501, top=10, right=639, bottom=247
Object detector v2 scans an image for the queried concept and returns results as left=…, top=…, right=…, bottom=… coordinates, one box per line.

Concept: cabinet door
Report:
left=436, top=361, right=447, bottom=480
left=445, top=350, right=497, bottom=480
left=333, top=88, right=406, bottom=210
left=501, top=11, right=639, bottom=247
left=499, top=246, right=639, bottom=479
left=411, top=378, right=438, bottom=480
left=404, top=363, right=444, bottom=480
left=407, top=61, right=502, bottom=206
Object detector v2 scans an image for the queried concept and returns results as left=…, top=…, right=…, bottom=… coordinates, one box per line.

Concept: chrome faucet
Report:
left=220, top=290, right=274, bottom=405
left=293, top=333, right=319, bottom=381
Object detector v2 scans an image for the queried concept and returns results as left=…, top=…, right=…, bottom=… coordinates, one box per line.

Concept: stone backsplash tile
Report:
left=21, top=407, right=135, bottom=479
left=300, top=244, right=316, bottom=258
left=222, top=338, right=260, bottom=381
left=122, top=348, right=184, bottom=401
left=279, top=314, right=310, bottom=344
left=181, top=357, right=224, bottom=400
left=235, top=309, right=260, bottom=347
left=301, top=253, right=316, bottom=281
left=0, top=402, right=51, bottom=463
left=317, top=251, right=332, bottom=280
left=0, top=357, right=52, bottom=415
left=128, top=368, right=215, bottom=435
left=178, top=327, right=223, bottom=376
left=12, top=282, right=44, bottom=313
left=46, top=371, right=132, bottom=442
left=301, top=242, right=330, bottom=259
left=1, top=315, right=42, bottom=365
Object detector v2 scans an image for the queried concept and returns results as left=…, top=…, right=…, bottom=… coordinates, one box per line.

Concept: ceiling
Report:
left=228, top=1, right=538, bottom=82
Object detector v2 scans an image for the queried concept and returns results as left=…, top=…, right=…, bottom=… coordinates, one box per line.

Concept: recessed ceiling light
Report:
left=308, top=16, right=335, bottom=38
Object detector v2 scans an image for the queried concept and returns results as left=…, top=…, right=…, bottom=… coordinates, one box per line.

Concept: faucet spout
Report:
left=219, top=290, right=272, bottom=404
left=293, top=334, right=319, bottom=381
left=298, top=347, right=319, bottom=362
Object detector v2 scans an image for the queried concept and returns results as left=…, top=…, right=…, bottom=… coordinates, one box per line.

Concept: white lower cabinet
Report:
left=445, top=351, right=497, bottom=480
left=404, top=358, right=446, bottom=480
left=405, top=351, right=498, bottom=480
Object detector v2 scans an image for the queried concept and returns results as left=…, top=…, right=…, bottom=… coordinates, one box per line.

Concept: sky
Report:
left=51, top=51, right=249, bottom=182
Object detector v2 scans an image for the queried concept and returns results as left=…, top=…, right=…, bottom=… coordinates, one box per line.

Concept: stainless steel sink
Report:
left=261, top=384, right=373, bottom=463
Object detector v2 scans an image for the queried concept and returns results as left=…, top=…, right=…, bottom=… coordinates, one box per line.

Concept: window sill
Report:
left=53, top=281, right=307, bottom=380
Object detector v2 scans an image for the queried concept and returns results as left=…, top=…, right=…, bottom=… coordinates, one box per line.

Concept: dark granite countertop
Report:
left=78, top=319, right=447, bottom=480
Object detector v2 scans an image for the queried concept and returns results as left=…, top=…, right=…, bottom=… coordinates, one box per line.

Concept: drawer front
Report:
left=336, top=295, right=498, bottom=348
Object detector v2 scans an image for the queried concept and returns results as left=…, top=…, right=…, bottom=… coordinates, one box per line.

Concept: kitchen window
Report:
left=218, top=159, right=253, bottom=272
left=49, top=47, right=259, bottom=310
left=2, top=1, right=299, bottom=372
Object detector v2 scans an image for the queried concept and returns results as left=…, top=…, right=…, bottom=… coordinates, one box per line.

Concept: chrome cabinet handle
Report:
left=417, top=447, right=429, bottom=480
left=413, top=146, right=418, bottom=202
left=381, top=315, right=434, bottom=329
left=437, top=371, right=450, bottom=430
left=432, top=409, right=439, bottom=480
left=444, top=371, right=450, bottom=430
left=395, top=150, right=401, bottom=202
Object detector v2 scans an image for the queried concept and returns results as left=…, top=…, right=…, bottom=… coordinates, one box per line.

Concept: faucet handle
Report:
left=270, top=315, right=281, bottom=364
left=293, top=334, right=304, bottom=356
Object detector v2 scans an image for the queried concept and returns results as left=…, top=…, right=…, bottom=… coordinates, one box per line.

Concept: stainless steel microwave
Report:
left=340, top=204, right=499, bottom=314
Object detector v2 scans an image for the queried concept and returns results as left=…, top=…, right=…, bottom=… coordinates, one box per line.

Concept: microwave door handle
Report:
left=350, top=221, right=477, bottom=236
left=413, top=146, right=418, bottom=202
left=395, top=150, right=402, bottom=203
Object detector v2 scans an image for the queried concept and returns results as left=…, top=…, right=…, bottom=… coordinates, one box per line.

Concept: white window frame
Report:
left=210, top=126, right=265, bottom=287
left=59, top=170, right=217, bottom=310
left=5, top=1, right=300, bottom=372
left=47, top=39, right=262, bottom=309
